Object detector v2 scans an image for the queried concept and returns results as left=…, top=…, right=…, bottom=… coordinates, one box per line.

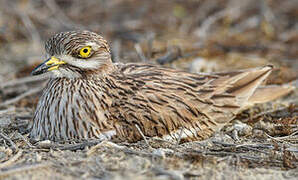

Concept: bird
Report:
left=29, top=30, right=293, bottom=143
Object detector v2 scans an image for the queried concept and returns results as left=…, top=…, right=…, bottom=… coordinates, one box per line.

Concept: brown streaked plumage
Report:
left=29, top=30, right=293, bottom=142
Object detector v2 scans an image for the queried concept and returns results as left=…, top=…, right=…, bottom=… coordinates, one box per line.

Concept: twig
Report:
left=156, top=46, right=181, bottom=65
left=0, top=75, right=48, bottom=89
left=212, top=141, right=273, bottom=154
left=264, top=132, right=287, bottom=143
left=44, top=0, right=84, bottom=29
left=194, top=0, right=217, bottom=23
left=195, top=9, right=228, bottom=40
left=36, top=140, right=103, bottom=151
left=146, top=32, right=155, bottom=58
left=122, top=148, right=158, bottom=157
left=188, top=149, right=283, bottom=164
left=16, top=133, right=35, bottom=148
left=134, top=43, right=147, bottom=62
left=274, top=131, right=298, bottom=140
left=176, top=128, right=184, bottom=146
left=111, top=39, right=121, bottom=62
left=211, top=140, right=235, bottom=147
left=242, top=106, right=289, bottom=122
left=0, top=162, right=50, bottom=177
left=0, top=87, right=43, bottom=107
left=88, top=142, right=157, bottom=158
left=0, top=132, right=17, bottom=152
left=212, top=140, right=276, bottom=150
left=0, top=150, right=23, bottom=169
left=87, top=141, right=125, bottom=156
left=235, top=145, right=270, bottom=155
left=135, top=124, right=152, bottom=149
left=152, top=167, right=183, bottom=180
left=58, top=141, right=103, bottom=151
left=264, top=131, right=298, bottom=142
left=18, top=10, right=42, bottom=50
left=235, top=143, right=274, bottom=150
left=261, top=0, right=276, bottom=25
left=0, top=107, right=16, bottom=116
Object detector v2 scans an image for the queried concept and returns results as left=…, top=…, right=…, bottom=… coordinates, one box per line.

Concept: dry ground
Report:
left=0, top=0, right=297, bottom=179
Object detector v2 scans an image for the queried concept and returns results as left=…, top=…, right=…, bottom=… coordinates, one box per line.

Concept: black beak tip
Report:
left=31, top=70, right=40, bottom=76
left=31, top=63, right=48, bottom=76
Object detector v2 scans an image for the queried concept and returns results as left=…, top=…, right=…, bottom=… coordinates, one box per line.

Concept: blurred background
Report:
left=0, top=0, right=297, bottom=83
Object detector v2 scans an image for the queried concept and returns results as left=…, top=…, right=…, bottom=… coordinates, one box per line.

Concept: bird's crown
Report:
left=45, top=30, right=110, bottom=56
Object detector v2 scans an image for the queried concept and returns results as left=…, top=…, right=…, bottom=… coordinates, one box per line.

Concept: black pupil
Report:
left=83, top=48, right=88, bottom=53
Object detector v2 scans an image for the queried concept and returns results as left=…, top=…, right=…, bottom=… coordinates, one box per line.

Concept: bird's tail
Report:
left=206, top=65, right=293, bottom=129
left=210, top=65, right=274, bottom=110
left=246, top=84, right=294, bottom=108
left=214, top=65, right=294, bottom=109
left=164, top=65, right=294, bottom=142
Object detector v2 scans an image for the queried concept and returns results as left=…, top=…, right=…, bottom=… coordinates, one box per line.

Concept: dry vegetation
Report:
left=0, top=0, right=297, bottom=179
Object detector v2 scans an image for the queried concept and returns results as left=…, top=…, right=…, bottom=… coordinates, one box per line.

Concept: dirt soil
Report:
left=0, top=0, right=297, bottom=179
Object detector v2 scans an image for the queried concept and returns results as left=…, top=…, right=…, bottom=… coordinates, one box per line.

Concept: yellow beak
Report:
left=31, top=56, right=66, bottom=75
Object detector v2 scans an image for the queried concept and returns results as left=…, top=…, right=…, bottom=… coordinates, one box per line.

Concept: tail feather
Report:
left=226, top=65, right=273, bottom=106
left=207, top=65, right=274, bottom=126
left=211, top=65, right=273, bottom=107
left=246, top=84, right=294, bottom=107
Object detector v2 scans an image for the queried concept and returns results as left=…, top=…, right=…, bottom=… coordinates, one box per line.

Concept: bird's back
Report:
left=106, top=63, right=274, bottom=142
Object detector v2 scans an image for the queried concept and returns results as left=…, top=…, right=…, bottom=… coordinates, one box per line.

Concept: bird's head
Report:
left=31, top=31, right=112, bottom=78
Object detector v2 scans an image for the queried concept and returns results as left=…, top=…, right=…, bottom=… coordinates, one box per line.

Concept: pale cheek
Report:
left=70, top=59, right=102, bottom=69
left=51, top=70, right=63, bottom=77
left=50, top=67, right=81, bottom=78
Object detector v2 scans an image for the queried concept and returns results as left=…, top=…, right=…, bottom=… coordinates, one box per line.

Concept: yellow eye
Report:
left=79, top=46, right=92, bottom=58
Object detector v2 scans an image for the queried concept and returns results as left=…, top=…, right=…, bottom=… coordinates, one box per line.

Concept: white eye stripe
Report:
left=57, top=55, right=102, bottom=70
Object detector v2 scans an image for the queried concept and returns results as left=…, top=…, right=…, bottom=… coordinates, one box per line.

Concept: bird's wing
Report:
left=107, top=64, right=274, bottom=142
